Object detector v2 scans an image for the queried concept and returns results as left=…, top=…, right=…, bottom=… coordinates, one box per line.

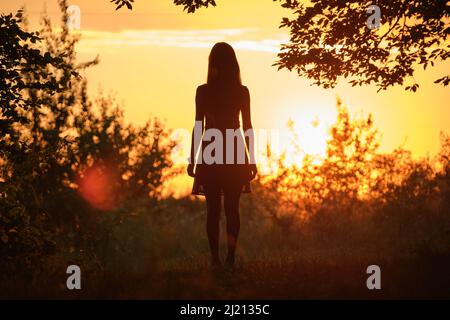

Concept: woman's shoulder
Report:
left=196, top=84, right=209, bottom=100
left=239, top=85, right=249, bottom=99
left=197, top=83, right=208, bottom=92
left=233, top=84, right=250, bottom=96
left=197, top=83, right=249, bottom=96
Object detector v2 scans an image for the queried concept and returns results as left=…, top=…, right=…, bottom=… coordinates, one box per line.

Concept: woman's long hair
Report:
left=207, top=42, right=242, bottom=86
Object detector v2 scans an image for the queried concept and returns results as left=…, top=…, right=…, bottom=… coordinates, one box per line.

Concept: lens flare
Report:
left=77, top=162, right=120, bottom=211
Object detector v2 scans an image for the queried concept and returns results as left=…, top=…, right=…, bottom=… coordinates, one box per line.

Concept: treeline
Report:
left=249, top=101, right=450, bottom=259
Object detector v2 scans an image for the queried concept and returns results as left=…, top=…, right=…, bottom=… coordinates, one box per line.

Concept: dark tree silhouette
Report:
left=1, top=1, right=176, bottom=282
left=0, top=9, right=74, bottom=153
left=112, top=0, right=449, bottom=92
left=274, top=0, right=449, bottom=91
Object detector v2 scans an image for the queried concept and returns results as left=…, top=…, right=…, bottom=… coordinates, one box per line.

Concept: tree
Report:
left=1, top=0, right=176, bottom=282
left=0, top=9, right=74, bottom=156
left=112, top=0, right=450, bottom=92
left=0, top=7, right=78, bottom=279
left=275, top=0, right=450, bottom=92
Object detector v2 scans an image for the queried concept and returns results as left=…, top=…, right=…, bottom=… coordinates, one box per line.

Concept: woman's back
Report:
left=197, top=83, right=250, bottom=131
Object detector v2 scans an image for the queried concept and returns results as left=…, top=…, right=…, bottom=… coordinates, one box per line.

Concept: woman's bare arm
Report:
left=241, top=86, right=256, bottom=165
left=189, top=86, right=205, bottom=166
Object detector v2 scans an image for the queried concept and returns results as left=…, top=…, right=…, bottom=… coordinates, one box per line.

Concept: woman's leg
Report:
left=223, top=183, right=242, bottom=267
left=204, top=183, right=222, bottom=265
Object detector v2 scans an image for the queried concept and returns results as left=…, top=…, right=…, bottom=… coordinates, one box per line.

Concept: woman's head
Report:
left=207, top=42, right=242, bottom=86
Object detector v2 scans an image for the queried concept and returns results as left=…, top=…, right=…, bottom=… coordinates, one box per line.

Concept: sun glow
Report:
left=279, top=104, right=337, bottom=167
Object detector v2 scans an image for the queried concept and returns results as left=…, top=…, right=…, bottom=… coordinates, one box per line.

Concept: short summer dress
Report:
left=191, top=83, right=253, bottom=196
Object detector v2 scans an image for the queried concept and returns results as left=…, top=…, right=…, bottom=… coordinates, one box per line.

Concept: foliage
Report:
left=252, top=100, right=450, bottom=258
left=0, top=1, right=175, bottom=286
left=275, top=0, right=450, bottom=91
left=0, top=9, right=74, bottom=155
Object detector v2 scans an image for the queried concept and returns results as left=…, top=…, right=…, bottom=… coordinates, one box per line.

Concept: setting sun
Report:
left=282, top=103, right=337, bottom=165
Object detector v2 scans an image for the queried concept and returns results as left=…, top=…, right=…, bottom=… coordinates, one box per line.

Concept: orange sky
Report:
left=2, top=0, right=450, bottom=195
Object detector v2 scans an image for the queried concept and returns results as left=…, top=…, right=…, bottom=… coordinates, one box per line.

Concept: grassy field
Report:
left=3, top=192, right=450, bottom=300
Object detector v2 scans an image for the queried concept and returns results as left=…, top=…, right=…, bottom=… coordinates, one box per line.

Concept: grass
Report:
left=4, top=248, right=450, bottom=299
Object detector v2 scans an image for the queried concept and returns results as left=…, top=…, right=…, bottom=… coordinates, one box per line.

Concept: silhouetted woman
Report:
left=187, top=42, right=257, bottom=269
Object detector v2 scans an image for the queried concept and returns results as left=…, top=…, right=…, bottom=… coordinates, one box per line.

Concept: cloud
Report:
left=76, top=28, right=287, bottom=53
